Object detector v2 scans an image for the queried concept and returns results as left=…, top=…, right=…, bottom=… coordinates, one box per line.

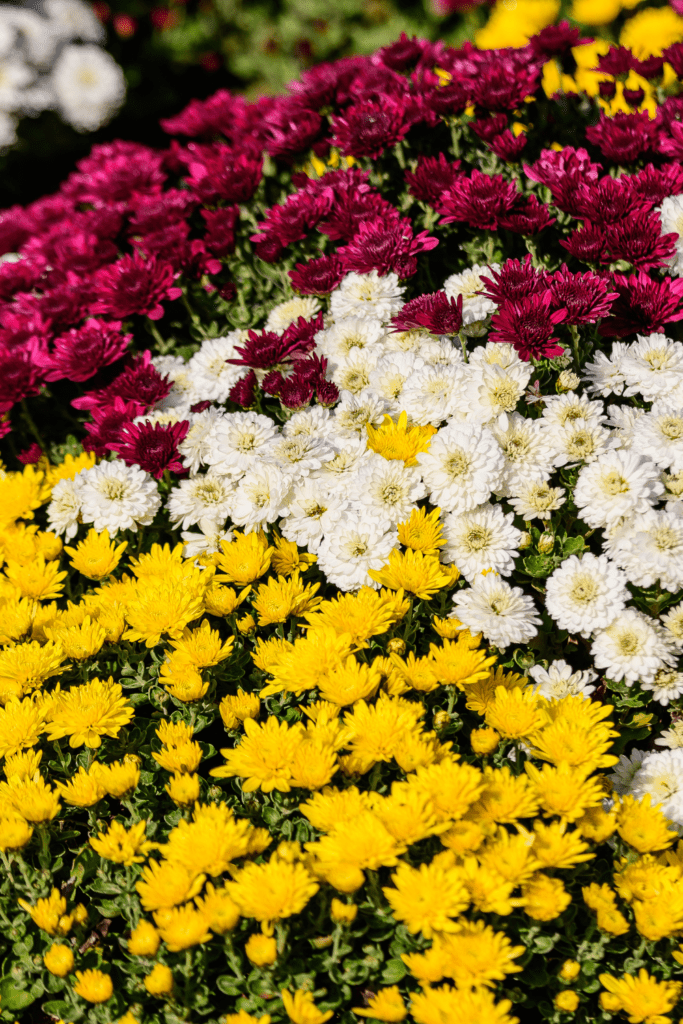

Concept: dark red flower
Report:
left=586, top=111, right=655, bottom=163
left=479, top=256, right=548, bottom=304
left=470, top=57, right=541, bottom=112
left=289, top=254, right=344, bottom=295
left=0, top=205, right=32, bottom=255
left=127, top=189, right=197, bottom=235
left=17, top=443, right=43, bottom=465
left=490, top=292, right=566, bottom=361
left=404, top=153, right=462, bottom=205
left=33, top=319, right=131, bottom=383
left=548, top=267, right=618, bottom=325
left=488, top=130, right=528, bottom=161
left=108, top=419, right=189, bottom=478
left=632, top=56, right=664, bottom=79
left=379, top=33, right=425, bottom=71
left=0, top=307, right=51, bottom=350
left=185, top=145, right=263, bottom=204
left=62, top=141, right=167, bottom=205
left=560, top=224, right=606, bottom=263
left=229, top=371, right=258, bottom=408
left=572, top=176, right=647, bottom=226
left=0, top=257, right=46, bottom=301
left=160, top=90, right=251, bottom=139
left=437, top=170, right=519, bottom=230
left=529, top=22, right=591, bottom=58
left=73, top=351, right=172, bottom=413
left=15, top=274, right=93, bottom=333
left=338, top=215, right=438, bottom=277
left=83, top=398, right=145, bottom=457
left=92, top=251, right=182, bottom=320
left=279, top=376, right=315, bottom=411
left=524, top=145, right=602, bottom=213
left=470, top=114, right=508, bottom=143
left=315, top=379, right=340, bottom=407
left=200, top=206, right=240, bottom=259
left=498, top=194, right=554, bottom=235
left=229, top=317, right=319, bottom=372
left=627, top=163, right=683, bottom=205
left=0, top=349, right=43, bottom=414
left=391, top=292, right=463, bottom=334
left=605, top=211, right=678, bottom=270
left=598, top=271, right=683, bottom=337
left=262, top=104, right=324, bottom=160
left=43, top=231, right=119, bottom=282
left=663, top=43, right=683, bottom=77
left=656, top=119, right=683, bottom=160
left=594, top=47, right=636, bottom=77
left=331, top=96, right=414, bottom=158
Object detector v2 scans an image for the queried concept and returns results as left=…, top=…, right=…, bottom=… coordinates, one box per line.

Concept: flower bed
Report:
left=2, top=22, right=683, bottom=1024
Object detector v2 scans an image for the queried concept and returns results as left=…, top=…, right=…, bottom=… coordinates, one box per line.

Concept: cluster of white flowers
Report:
left=47, top=266, right=683, bottom=727
left=0, top=0, right=125, bottom=146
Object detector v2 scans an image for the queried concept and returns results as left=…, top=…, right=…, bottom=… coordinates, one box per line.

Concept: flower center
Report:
left=463, top=525, right=491, bottom=552
left=661, top=416, right=683, bottom=440
left=569, top=573, right=598, bottom=603
left=602, top=471, right=629, bottom=495
left=100, top=480, right=128, bottom=501
left=615, top=628, right=642, bottom=656
left=444, top=449, right=471, bottom=479
left=491, top=381, right=518, bottom=410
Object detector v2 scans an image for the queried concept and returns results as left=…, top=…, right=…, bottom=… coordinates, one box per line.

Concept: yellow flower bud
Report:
left=128, top=920, right=161, bottom=957
left=165, top=772, right=201, bottom=807
left=73, top=968, right=113, bottom=1003
left=236, top=613, right=256, bottom=634
left=599, top=993, right=622, bottom=1013
left=559, top=960, right=581, bottom=982
left=470, top=727, right=501, bottom=755
left=144, top=963, right=174, bottom=996
left=43, top=943, right=74, bottom=977
left=538, top=533, right=555, bottom=554
left=330, top=899, right=357, bottom=925
left=245, top=933, right=277, bottom=966
left=386, top=638, right=406, bottom=655
left=72, top=904, right=88, bottom=926
left=555, top=991, right=579, bottom=1013
left=433, top=710, right=450, bottom=730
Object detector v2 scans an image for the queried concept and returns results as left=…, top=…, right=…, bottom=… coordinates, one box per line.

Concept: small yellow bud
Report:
left=557, top=369, right=580, bottom=392
left=331, top=899, right=358, bottom=924
left=43, top=943, right=74, bottom=977
left=387, top=638, right=406, bottom=655
left=470, top=727, right=501, bottom=755
left=518, top=531, right=532, bottom=550
left=128, top=920, right=160, bottom=957
left=236, top=613, right=256, bottom=634
left=558, top=960, right=581, bottom=982
left=555, top=991, right=579, bottom=1013
left=537, top=533, right=555, bottom=554
left=165, top=772, right=201, bottom=807
left=433, top=710, right=450, bottom=730
left=245, top=933, right=277, bottom=966
left=144, top=963, right=174, bottom=997
left=72, top=904, right=88, bottom=925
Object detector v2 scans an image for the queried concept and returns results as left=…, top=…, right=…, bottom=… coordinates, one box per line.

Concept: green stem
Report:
left=21, top=399, right=45, bottom=450
left=450, top=124, right=461, bottom=159
left=447, top=685, right=456, bottom=716
left=568, top=324, right=581, bottom=368
left=458, top=331, right=468, bottom=363
left=366, top=870, right=385, bottom=913
left=148, top=321, right=166, bottom=350
left=331, top=923, right=342, bottom=963
left=37, top=826, right=51, bottom=872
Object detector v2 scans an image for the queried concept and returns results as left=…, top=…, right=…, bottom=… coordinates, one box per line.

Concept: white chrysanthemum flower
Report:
left=590, top=608, right=677, bottom=685
left=490, top=412, right=556, bottom=497
left=632, top=404, right=683, bottom=473
left=181, top=520, right=233, bottom=560
left=544, top=553, right=629, bottom=637
left=450, top=572, right=541, bottom=649
left=656, top=721, right=683, bottom=749
left=329, top=271, right=404, bottom=323
left=0, top=58, right=36, bottom=114
left=606, top=405, right=646, bottom=450
left=528, top=660, right=597, bottom=700
left=368, top=352, right=425, bottom=412
left=133, top=409, right=189, bottom=428
left=0, top=110, right=17, bottom=150
left=187, top=333, right=245, bottom=404
left=658, top=194, right=683, bottom=276
left=664, top=470, right=683, bottom=515
left=573, top=450, right=663, bottom=530
left=47, top=476, right=83, bottom=540
left=78, top=462, right=161, bottom=534
left=469, top=342, right=524, bottom=371
left=507, top=480, right=566, bottom=521
left=331, top=348, right=380, bottom=397
left=167, top=472, right=233, bottom=530
left=332, top=392, right=387, bottom=436
left=261, top=434, right=335, bottom=480
left=316, top=513, right=399, bottom=591
left=44, top=0, right=106, bottom=42
left=661, top=601, right=683, bottom=649
left=629, top=749, right=683, bottom=827
left=400, top=364, right=466, bottom=426
left=316, top=317, right=386, bottom=363
left=352, top=456, right=427, bottom=527
left=541, top=392, right=606, bottom=432
left=605, top=509, right=683, bottom=592
left=642, top=668, right=683, bottom=706
left=50, top=43, right=125, bottom=131
left=177, top=407, right=224, bottom=475
left=1, top=7, right=58, bottom=67
left=548, top=421, right=617, bottom=467
left=466, top=363, right=533, bottom=424
left=417, top=422, right=503, bottom=514
left=621, top=333, right=683, bottom=401
left=312, top=435, right=373, bottom=485
left=283, top=406, right=335, bottom=440
left=611, top=750, right=647, bottom=795
left=383, top=328, right=433, bottom=354
left=264, top=295, right=320, bottom=334
left=442, top=263, right=499, bottom=326
left=230, top=465, right=292, bottom=532
left=280, top=479, right=350, bottom=553
left=582, top=343, right=628, bottom=397
left=419, top=337, right=464, bottom=367
left=442, top=504, right=522, bottom=582
left=204, top=411, right=279, bottom=476
left=151, top=355, right=197, bottom=412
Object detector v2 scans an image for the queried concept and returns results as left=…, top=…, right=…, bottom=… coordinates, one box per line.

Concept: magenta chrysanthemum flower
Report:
left=548, top=268, right=618, bottom=325
left=605, top=211, right=678, bottom=270
left=529, top=22, right=591, bottom=58
left=573, top=176, right=647, bottom=225
left=404, top=153, right=462, bottom=205
left=0, top=349, right=43, bottom=414
left=586, top=111, right=656, bottom=163
left=524, top=146, right=602, bottom=213
left=598, top=270, right=683, bottom=337
left=497, top=194, right=555, bottom=235
left=17, top=442, right=42, bottom=464
left=437, top=170, right=519, bottom=229
left=489, top=292, right=567, bottom=361
left=201, top=206, right=240, bottom=258
left=229, top=370, right=258, bottom=408
left=594, top=46, right=637, bottom=76
left=230, top=314, right=322, bottom=371
left=108, top=419, right=189, bottom=478
left=338, top=216, right=438, bottom=277
left=331, top=96, right=414, bottom=158
left=289, top=255, right=345, bottom=295
left=480, top=256, right=548, bottom=304
left=83, top=398, right=145, bottom=458
left=488, top=130, right=528, bottom=161
left=560, top=224, right=606, bottom=263
left=92, top=251, right=182, bottom=321
left=185, top=146, right=263, bottom=204
left=62, top=141, right=167, bottom=204
left=73, top=351, right=172, bottom=413
left=628, top=163, right=683, bottom=205
left=391, top=292, right=463, bottom=334
left=34, top=320, right=131, bottom=383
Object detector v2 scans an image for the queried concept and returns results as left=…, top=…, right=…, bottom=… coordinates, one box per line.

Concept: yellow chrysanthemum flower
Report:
left=299, top=786, right=374, bottom=833
left=366, top=412, right=436, bottom=466
left=270, top=535, right=317, bottom=577
left=533, top=820, right=594, bottom=870
left=215, top=530, right=273, bottom=585
left=168, top=618, right=234, bottom=667
left=485, top=686, right=547, bottom=740
left=74, top=968, right=114, bottom=1003
left=203, top=581, right=252, bottom=616
left=18, top=888, right=68, bottom=935
left=524, top=762, right=604, bottom=823
left=94, top=757, right=141, bottom=798
left=0, top=464, right=51, bottom=528
left=0, top=774, right=61, bottom=822
left=369, top=549, right=456, bottom=599
left=55, top=765, right=105, bottom=808
left=261, top=627, right=357, bottom=698
left=90, top=819, right=154, bottom=865
left=617, top=794, right=677, bottom=853
left=383, top=853, right=469, bottom=938
left=4, top=556, right=67, bottom=601
left=303, top=586, right=408, bottom=645
left=0, top=596, right=35, bottom=645
left=472, top=766, right=540, bottom=825
left=211, top=716, right=305, bottom=792
left=620, top=6, right=683, bottom=59
left=219, top=689, right=260, bottom=730
left=123, top=579, right=205, bottom=647
left=166, top=771, right=201, bottom=806
left=45, top=451, right=96, bottom=488
left=396, top=507, right=445, bottom=555
left=44, top=616, right=107, bottom=660
left=161, top=800, right=255, bottom=877
left=143, top=962, right=174, bottom=996
left=522, top=873, right=572, bottom=921
left=65, top=528, right=127, bottom=579
left=583, top=882, right=630, bottom=936
left=45, top=677, right=133, bottom=748
left=43, top=942, right=74, bottom=977
left=428, top=637, right=496, bottom=692
left=245, top=932, right=277, bottom=965
left=195, top=882, right=240, bottom=934
left=136, top=859, right=206, bottom=912
left=0, top=695, right=48, bottom=757
left=128, top=919, right=161, bottom=956
left=226, top=850, right=319, bottom=926
left=410, top=984, right=518, bottom=1024
left=153, top=904, right=212, bottom=951
left=252, top=572, right=321, bottom=626
left=281, top=989, right=333, bottom=1024
left=599, top=969, right=682, bottom=1023
left=0, top=815, right=33, bottom=850
left=4, top=746, right=43, bottom=780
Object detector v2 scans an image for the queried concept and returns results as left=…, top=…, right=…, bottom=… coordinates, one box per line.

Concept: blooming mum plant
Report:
left=4, top=14, right=683, bottom=1024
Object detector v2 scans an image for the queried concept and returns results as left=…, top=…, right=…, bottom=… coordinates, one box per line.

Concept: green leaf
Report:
left=381, top=959, right=406, bottom=984
left=0, top=978, right=36, bottom=1011
left=523, top=554, right=555, bottom=578
left=562, top=536, right=585, bottom=556
left=216, top=976, right=242, bottom=996
left=41, top=999, right=72, bottom=1018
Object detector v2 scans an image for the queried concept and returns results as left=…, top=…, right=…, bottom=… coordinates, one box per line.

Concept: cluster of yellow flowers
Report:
left=0, top=456, right=682, bottom=1024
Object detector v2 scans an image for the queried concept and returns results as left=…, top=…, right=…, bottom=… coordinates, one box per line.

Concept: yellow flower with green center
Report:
left=396, top=506, right=445, bottom=555
left=599, top=969, right=682, bottom=1023
left=369, top=548, right=456, bottom=599
left=45, top=676, right=133, bottom=748
left=4, top=556, right=67, bottom=601
left=215, top=530, right=273, bottom=585
left=366, top=412, right=436, bottom=466
left=65, top=528, right=127, bottom=579
left=90, top=819, right=154, bottom=866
